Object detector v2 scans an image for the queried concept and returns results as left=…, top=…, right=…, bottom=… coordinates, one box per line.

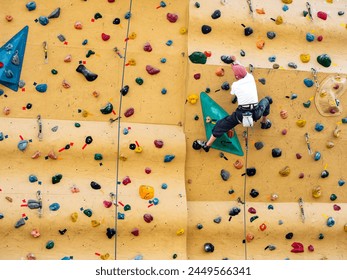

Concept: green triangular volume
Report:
left=200, top=92, right=244, bottom=156
left=0, top=25, right=29, bottom=92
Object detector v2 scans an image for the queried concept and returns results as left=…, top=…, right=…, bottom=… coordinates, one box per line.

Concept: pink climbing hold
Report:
left=108, top=0, right=115, bottom=2
left=194, top=73, right=201, bottom=80
left=143, top=42, right=152, bottom=52
left=146, top=65, right=160, bottom=75
left=145, top=167, right=152, bottom=174
left=154, top=139, right=164, bottom=148
left=333, top=204, right=341, bottom=211
left=317, top=11, right=327, bottom=20
left=131, top=228, right=139, bottom=236
left=143, top=213, right=154, bottom=223
left=308, top=245, right=314, bottom=252
left=317, top=35, right=323, bottom=42
left=291, top=242, right=304, bottom=253
left=101, top=33, right=110, bottom=41
left=167, top=13, right=178, bottom=23
left=248, top=207, right=256, bottom=214
left=122, top=176, right=131, bottom=185
left=124, top=107, right=134, bottom=117
left=103, top=200, right=112, bottom=208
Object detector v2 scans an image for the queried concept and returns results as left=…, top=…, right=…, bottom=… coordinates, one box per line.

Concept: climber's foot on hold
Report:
left=261, top=119, right=272, bottom=129
left=265, top=96, right=273, bottom=104
left=196, top=140, right=210, bottom=152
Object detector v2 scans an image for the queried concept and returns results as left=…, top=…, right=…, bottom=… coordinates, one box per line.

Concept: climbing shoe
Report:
left=196, top=140, right=210, bottom=152
left=265, top=96, right=273, bottom=104
left=261, top=119, right=272, bottom=129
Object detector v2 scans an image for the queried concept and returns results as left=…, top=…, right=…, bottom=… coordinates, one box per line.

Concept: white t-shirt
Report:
left=230, top=73, right=258, bottom=105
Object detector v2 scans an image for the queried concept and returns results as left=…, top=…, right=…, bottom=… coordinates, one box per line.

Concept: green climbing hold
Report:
left=52, top=174, right=63, bottom=184
left=46, top=240, right=55, bottom=249
left=124, top=204, right=131, bottom=211
left=317, top=54, right=331, bottom=67
left=250, top=215, right=259, bottom=222
left=303, top=100, right=311, bottom=108
left=100, top=102, right=113, bottom=114
left=135, top=77, right=144, bottom=85
left=94, top=153, right=103, bottom=160
left=51, top=69, right=58, bottom=75
left=83, top=209, right=93, bottom=217
left=74, top=122, right=81, bottom=128
left=189, top=51, right=207, bottom=64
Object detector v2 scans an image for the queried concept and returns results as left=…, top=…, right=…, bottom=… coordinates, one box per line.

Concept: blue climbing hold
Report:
left=314, top=151, right=321, bottom=161
left=304, top=78, right=314, bottom=87
left=160, top=58, right=167, bottom=63
left=161, top=88, right=167, bottom=94
left=49, top=203, right=60, bottom=211
left=268, top=204, right=274, bottom=210
left=0, top=132, right=4, bottom=141
left=123, top=128, right=129, bottom=135
left=338, top=179, right=345, bottom=186
left=290, top=93, right=298, bottom=100
left=118, top=212, right=125, bottom=219
left=164, top=154, right=175, bottom=162
left=35, top=83, right=47, bottom=93
left=82, top=39, right=88, bottom=45
left=61, top=256, right=73, bottom=260
left=268, top=55, right=276, bottom=62
left=161, top=183, right=168, bottom=189
left=327, top=217, right=335, bottom=227
left=306, top=33, right=315, bottom=42
left=0, top=89, right=4, bottom=96
left=315, top=123, right=324, bottom=131
left=38, top=16, right=49, bottom=26
left=166, top=40, right=173, bottom=46
left=282, top=5, right=289, bottom=11
left=29, top=174, right=38, bottom=183
left=0, top=213, right=4, bottom=219
left=152, top=198, right=159, bottom=205
left=26, top=1, right=37, bottom=11
left=124, top=11, right=131, bottom=19
left=18, top=140, right=28, bottom=151
left=133, top=255, right=143, bottom=260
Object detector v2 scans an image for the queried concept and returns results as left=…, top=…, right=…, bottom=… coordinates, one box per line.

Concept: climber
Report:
left=195, top=56, right=272, bottom=152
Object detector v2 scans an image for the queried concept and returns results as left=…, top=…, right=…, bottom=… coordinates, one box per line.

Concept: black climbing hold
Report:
left=100, top=102, right=113, bottom=114
left=288, top=62, right=297, bottom=69
left=106, top=228, right=116, bottom=239
left=201, top=25, right=212, bottom=34
left=192, top=140, right=202, bottom=150
left=52, top=174, right=63, bottom=184
left=76, top=64, right=98, bottom=82
left=204, top=243, right=214, bottom=253
left=338, top=11, right=344, bottom=16
left=229, top=207, right=241, bottom=216
left=120, top=85, right=129, bottom=96
left=211, top=10, right=221, bottom=19
left=240, top=49, right=246, bottom=57
left=47, top=7, right=61, bottom=19
left=321, top=170, right=329, bottom=178
left=85, top=136, right=93, bottom=144
left=195, top=2, right=200, bottom=8
left=246, top=167, right=256, bottom=176
left=221, top=55, right=234, bottom=64
left=196, top=223, right=203, bottom=229
left=129, top=143, right=136, bottom=150
left=221, top=82, right=230, bottom=90
left=90, top=181, right=101, bottom=190
left=26, top=103, right=32, bottom=109
left=272, top=148, right=282, bottom=158
left=94, top=12, right=102, bottom=20
left=258, top=78, right=266, bottom=85
left=113, top=18, right=121, bottom=24
left=254, top=142, right=264, bottom=150
left=244, top=26, right=253, bottom=36
left=59, top=229, right=67, bottom=235
left=250, top=188, right=259, bottom=198
left=194, top=115, right=199, bottom=121
left=65, top=144, right=70, bottom=149
left=285, top=232, right=293, bottom=239
left=267, top=31, right=276, bottom=39
left=318, top=233, right=324, bottom=240
left=220, top=169, right=230, bottom=181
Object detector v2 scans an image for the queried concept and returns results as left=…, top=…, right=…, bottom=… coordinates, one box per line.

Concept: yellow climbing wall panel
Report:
left=0, top=0, right=346, bottom=260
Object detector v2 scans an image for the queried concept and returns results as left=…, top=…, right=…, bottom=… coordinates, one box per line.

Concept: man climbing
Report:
left=195, top=56, right=272, bottom=152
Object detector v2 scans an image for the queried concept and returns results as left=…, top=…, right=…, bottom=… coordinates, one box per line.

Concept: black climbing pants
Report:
left=211, top=97, right=270, bottom=138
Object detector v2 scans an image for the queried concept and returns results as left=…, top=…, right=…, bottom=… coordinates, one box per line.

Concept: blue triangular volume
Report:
left=0, top=26, right=29, bottom=92
left=200, top=92, right=244, bottom=156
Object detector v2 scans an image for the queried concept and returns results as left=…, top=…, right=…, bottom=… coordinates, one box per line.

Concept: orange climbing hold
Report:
left=256, top=8, right=265, bottom=14
left=259, top=223, right=267, bottom=231
left=256, top=39, right=265, bottom=49
left=139, top=185, right=154, bottom=200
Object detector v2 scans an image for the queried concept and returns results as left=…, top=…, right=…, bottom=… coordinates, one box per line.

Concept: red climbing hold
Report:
left=122, top=176, right=131, bottom=185
left=317, top=35, right=323, bottom=42
left=248, top=207, right=256, bottom=214
left=143, top=213, right=154, bottom=223
left=145, top=167, right=152, bottom=174
left=317, top=11, right=327, bottom=20
left=143, top=42, right=153, bottom=52
left=146, top=65, right=160, bottom=75
left=101, top=33, right=110, bottom=41
left=194, top=73, right=201, bottom=80
left=131, top=228, right=139, bottom=236
left=124, top=107, right=134, bottom=117
left=167, top=13, right=178, bottom=23
left=291, top=242, right=304, bottom=253
left=154, top=139, right=164, bottom=148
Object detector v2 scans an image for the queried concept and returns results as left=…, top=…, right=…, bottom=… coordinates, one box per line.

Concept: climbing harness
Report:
left=37, top=114, right=43, bottom=141
left=298, top=197, right=305, bottom=223
left=42, top=41, right=48, bottom=63
left=36, top=190, right=42, bottom=218
left=242, top=112, right=254, bottom=127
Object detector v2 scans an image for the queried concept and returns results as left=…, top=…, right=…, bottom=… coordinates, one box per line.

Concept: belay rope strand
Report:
left=242, top=128, right=249, bottom=260
left=114, top=0, right=133, bottom=260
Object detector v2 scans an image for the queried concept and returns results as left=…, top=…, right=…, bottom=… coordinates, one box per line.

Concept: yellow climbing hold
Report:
left=300, top=53, right=310, bottom=63
left=127, top=59, right=136, bottom=66
left=312, top=186, right=322, bottom=198
left=71, top=212, right=78, bottom=222
left=275, top=16, right=283, bottom=25
left=100, top=253, right=110, bottom=260
left=333, top=126, right=341, bottom=138
left=119, top=154, right=128, bottom=161
left=128, top=32, right=137, bottom=39
left=176, top=228, right=185, bottom=236
left=134, top=146, right=143, bottom=153
left=282, top=0, right=293, bottom=4
left=344, top=223, right=347, bottom=232
left=139, top=185, right=154, bottom=200
left=279, top=166, right=290, bottom=176
left=91, top=220, right=101, bottom=227
left=82, top=110, right=89, bottom=118
left=296, top=119, right=306, bottom=127
left=179, top=27, right=187, bottom=34
left=187, top=94, right=199, bottom=104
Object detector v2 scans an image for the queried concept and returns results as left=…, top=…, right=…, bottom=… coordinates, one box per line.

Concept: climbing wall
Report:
left=0, top=0, right=346, bottom=260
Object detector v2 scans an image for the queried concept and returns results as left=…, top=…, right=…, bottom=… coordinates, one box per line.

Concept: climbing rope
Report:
left=242, top=128, right=249, bottom=260
left=114, top=0, right=133, bottom=260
